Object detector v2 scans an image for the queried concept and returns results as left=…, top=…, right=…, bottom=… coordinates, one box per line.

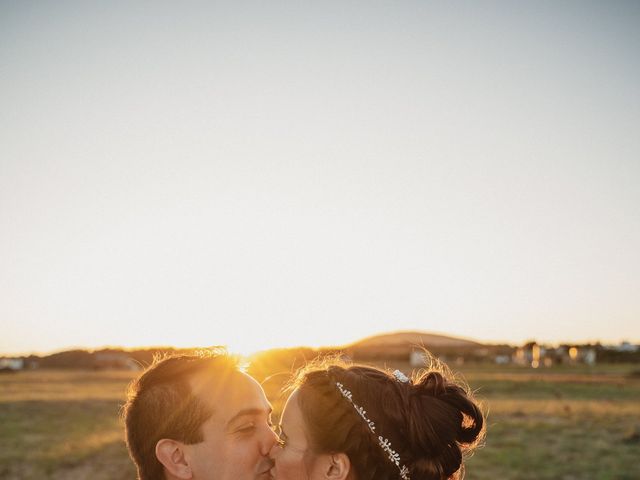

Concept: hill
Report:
left=343, top=330, right=491, bottom=362
left=348, top=330, right=483, bottom=349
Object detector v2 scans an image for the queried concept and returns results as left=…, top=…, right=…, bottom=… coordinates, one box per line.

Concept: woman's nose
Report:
left=262, top=424, right=280, bottom=455
left=268, top=437, right=282, bottom=458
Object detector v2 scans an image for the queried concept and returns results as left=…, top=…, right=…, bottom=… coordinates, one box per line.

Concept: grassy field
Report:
left=1, top=363, right=639, bottom=479
left=449, top=365, right=640, bottom=480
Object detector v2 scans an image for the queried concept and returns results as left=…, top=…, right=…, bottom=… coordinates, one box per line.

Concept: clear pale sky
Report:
left=1, top=1, right=639, bottom=356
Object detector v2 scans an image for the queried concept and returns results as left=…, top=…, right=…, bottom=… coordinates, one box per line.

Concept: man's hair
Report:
left=122, top=350, right=240, bottom=480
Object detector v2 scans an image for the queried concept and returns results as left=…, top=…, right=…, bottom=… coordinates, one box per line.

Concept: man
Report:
left=122, top=350, right=278, bottom=480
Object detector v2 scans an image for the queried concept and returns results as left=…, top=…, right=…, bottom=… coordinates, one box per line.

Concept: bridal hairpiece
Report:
left=393, top=369, right=410, bottom=383
left=335, top=381, right=411, bottom=480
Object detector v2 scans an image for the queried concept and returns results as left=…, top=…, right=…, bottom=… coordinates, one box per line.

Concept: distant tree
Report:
left=40, top=349, right=94, bottom=369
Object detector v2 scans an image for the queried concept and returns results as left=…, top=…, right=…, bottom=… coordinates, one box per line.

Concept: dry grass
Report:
left=0, top=370, right=137, bottom=480
left=1, top=362, right=638, bottom=479
left=459, top=364, right=640, bottom=480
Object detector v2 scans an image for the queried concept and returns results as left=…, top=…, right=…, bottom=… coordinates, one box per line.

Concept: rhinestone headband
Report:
left=393, top=369, right=410, bottom=383
left=335, top=381, right=411, bottom=480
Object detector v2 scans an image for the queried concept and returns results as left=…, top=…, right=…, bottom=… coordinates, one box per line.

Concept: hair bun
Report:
left=414, top=371, right=448, bottom=397
left=403, top=369, right=485, bottom=479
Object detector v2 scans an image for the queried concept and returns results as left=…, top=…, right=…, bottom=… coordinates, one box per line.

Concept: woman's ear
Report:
left=325, top=452, right=351, bottom=480
left=156, top=438, right=193, bottom=479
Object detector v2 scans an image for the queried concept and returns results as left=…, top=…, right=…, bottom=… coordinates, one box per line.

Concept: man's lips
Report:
left=259, top=462, right=275, bottom=477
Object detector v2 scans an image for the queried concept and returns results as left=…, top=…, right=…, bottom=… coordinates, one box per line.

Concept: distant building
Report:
left=94, top=352, right=141, bottom=370
left=514, top=342, right=540, bottom=367
left=495, top=355, right=511, bottom=365
left=582, top=348, right=597, bottom=366
left=0, top=358, right=24, bottom=371
left=562, top=346, right=597, bottom=366
left=514, top=343, right=598, bottom=367
left=410, top=350, right=428, bottom=367
left=615, top=342, right=639, bottom=353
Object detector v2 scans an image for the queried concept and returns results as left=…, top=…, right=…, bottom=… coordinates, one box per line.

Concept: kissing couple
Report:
left=123, top=350, right=484, bottom=480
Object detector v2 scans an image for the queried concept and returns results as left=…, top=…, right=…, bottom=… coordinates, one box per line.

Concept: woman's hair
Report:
left=289, top=355, right=485, bottom=480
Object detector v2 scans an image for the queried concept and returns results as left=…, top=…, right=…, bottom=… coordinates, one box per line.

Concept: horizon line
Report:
left=2, top=330, right=639, bottom=358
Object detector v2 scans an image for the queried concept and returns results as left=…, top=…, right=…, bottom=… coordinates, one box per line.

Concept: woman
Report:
left=269, top=360, right=484, bottom=480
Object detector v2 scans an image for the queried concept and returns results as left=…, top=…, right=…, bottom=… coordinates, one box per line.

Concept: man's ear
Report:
left=156, top=439, right=193, bottom=479
left=325, top=453, right=350, bottom=480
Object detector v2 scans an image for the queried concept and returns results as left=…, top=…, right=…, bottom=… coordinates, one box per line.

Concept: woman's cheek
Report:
left=276, top=451, right=306, bottom=480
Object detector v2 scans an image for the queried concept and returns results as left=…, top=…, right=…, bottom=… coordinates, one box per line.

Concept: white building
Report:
left=0, top=358, right=24, bottom=370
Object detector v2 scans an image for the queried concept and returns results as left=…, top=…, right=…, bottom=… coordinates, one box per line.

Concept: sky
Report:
left=1, top=1, right=639, bottom=356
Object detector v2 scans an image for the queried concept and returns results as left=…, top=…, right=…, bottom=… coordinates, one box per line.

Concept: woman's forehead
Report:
left=281, top=390, right=307, bottom=438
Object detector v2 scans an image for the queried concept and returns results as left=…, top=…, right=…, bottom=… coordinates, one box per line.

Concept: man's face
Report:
left=184, top=371, right=278, bottom=480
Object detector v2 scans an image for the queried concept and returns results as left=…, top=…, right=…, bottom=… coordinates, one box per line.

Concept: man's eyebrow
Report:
left=225, top=407, right=273, bottom=428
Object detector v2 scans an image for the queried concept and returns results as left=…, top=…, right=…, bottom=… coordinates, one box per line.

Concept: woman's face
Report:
left=269, top=388, right=326, bottom=480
